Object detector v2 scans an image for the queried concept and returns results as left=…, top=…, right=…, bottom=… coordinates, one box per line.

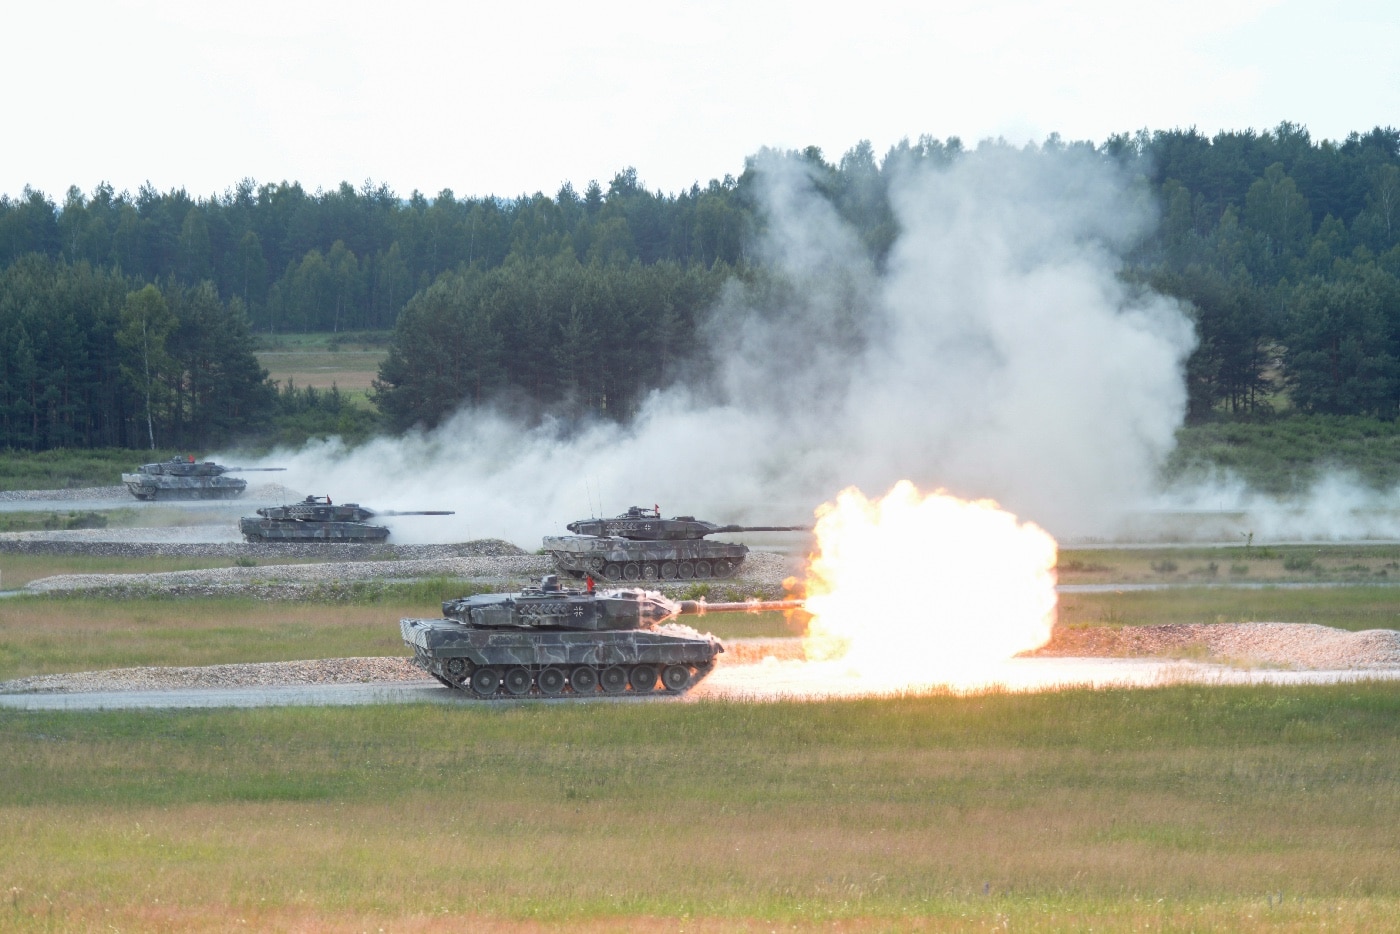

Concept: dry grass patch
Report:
left=258, top=350, right=385, bottom=392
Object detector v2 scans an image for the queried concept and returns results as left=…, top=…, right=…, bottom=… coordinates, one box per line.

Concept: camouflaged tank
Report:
left=122, top=456, right=285, bottom=500
left=402, top=574, right=800, bottom=698
left=239, top=495, right=453, bottom=543
left=543, top=505, right=810, bottom=582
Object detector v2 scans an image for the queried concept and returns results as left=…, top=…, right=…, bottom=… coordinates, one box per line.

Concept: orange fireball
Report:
left=800, top=481, right=1058, bottom=685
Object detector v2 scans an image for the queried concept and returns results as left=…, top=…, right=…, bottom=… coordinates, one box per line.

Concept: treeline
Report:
left=3, top=123, right=1400, bottom=450
left=1131, top=124, right=1400, bottom=420
left=374, top=256, right=730, bottom=430
left=0, top=255, right=277, bottom=449
left=0, top=168, right=750, bottom=336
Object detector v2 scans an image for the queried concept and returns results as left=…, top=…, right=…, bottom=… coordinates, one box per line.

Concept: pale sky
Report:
left=3, top=0, right=1397, bottom=202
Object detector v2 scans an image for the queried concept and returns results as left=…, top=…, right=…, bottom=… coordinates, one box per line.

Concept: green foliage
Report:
left=0, top=447, right=174, bottom=489
left=373, top=255, right=729, bottom=429
left=1167, top=414, right=1400, bottom=492
left=265, top=379, right=378, bottom=448
left=4, top=124, right=1400, bottom=442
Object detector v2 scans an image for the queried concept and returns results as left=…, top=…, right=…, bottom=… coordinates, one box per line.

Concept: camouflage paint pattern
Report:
left=121, top=457, right=284, bottom=501
left=400, top=577, right=734, bottom=698
left=238, top=495, right=452, bottom=543
left=545, top=505, right=809, bottom=582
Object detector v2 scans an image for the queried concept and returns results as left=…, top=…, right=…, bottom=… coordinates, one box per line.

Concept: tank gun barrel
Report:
left=222, top=467, right=287, bottom=472
left=710, top=524, right=811, bottom=534
left=374, top=510, right=455, bottom=517
left=675, top=599, right=805, bottom=615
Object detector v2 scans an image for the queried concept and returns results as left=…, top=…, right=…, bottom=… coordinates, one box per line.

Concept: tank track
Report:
left=414, top=649, right=712, bottom=699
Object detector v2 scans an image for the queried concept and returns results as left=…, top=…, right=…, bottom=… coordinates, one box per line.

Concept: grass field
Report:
left=3, top=686, right=1399, bottom=930
left=1060, top=543, right=1400, bottom=585
left=1059, top=585, right=1400, bottom=631
left=256, top=330, right=390, bottom=396
left=4, top=532, right=1400, bottom=929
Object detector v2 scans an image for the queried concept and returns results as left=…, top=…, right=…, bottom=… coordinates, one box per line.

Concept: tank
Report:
left=239, top=495, right=453, bottom=543
left=122, top=456, right=285, bottom=500
left=543, top=504, right=810, bottom=582
left=401, top=574, right=800, bottom=698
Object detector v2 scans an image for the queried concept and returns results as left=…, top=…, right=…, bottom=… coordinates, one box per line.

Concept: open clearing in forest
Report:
left=3, top=686, right=1399, bottom=930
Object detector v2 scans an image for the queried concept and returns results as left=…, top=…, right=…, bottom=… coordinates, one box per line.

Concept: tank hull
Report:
left=401, top=618, right=721, bottom=697
left=543, top=534, right=747, bottom=582
left=239, top=517, right=391, bottom=543
left=122, top=474, right=248, bottom=500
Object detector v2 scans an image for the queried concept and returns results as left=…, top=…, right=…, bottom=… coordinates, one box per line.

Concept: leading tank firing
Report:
left=402, top=574, right=801, bottom=697
left=122, top=456, right=285, bottom=500
left=544, top=504, right=810, bottom=582
left=239, top=495, right=453, bottom=543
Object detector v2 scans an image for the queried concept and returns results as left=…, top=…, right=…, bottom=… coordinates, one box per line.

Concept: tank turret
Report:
left=545, top=505, right=810, bottom=582
left=239, top=495, right=453, bottom=543
left=121, top=456, right=285, bottom=500
left=402, top=574, right=801, bottom=697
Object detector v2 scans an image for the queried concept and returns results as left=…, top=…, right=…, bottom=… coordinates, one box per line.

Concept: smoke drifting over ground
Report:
left=253, top=146, right=1199, bottom=546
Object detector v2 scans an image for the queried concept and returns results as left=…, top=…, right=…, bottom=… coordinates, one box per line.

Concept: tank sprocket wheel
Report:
left=444, top=657, right=469, bottom=683
left=504, top=667, right=532, bottom=695
left=588, top=558, right=605, bottom=571
left=678, top=561, right=695, bottom=579
left=599, top=665, right=628, bottom=694
left=660, top=561, right=678, bottom=580
left=537, top=667, right=567, bottom=695
left=630, top=664, right=657, bottom=693
left=695, top=560, right=712, bottom=579
left=622, top=562, right=641, bottom=581
left=642, top=563, right=659, bottom=581
left=603, top=563, right=623, bottom=580
left=470, top=667, right=501, bottom=696
left=661, top=665, right=691, bottom=691
left=570, top=666, right=598, bottom=693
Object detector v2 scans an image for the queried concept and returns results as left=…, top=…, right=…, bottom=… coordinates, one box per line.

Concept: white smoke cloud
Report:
left=243, top=144, right=1200, bottom=546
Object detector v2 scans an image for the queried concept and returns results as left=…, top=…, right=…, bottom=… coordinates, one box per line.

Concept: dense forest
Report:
left=2, top=122, right=1399, bottom=450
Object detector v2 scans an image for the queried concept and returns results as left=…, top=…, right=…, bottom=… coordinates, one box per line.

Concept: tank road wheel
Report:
left=570, top=666, right=599, bottom=693
left=603, top=563, right=623, bottom=581
left=470, top=667, right=501, bottom=696
left=504, top=667, right=533, bottom=696
left=444, top=657, right=468, bottom=684
left=695, top=560, right=712, bottom=579
left=713, top=558, right=735, bottom=578
left=537, top=667, right=567, bottom=695
left=660, top=561, right=678, bottom=580
left=678, top=561, right=695, bottom=580
left=661, top=665, right=691, bottom=692
left=600, top=665, right=628, bottom=694
left=642, top=563, right=659, bottom=581
left=588, top=558, right=605, bottom=572
left=630, top=664, right=658, bottom=693
left=622, top=562, right=641, bottom=581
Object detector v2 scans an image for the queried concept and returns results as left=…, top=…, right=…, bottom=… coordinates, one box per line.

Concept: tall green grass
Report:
left=1168, top=414, right=1400, bottom=493
left=2, top=685, right=1399, bottom=927
left=0, top=448, right=179, bottom=490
